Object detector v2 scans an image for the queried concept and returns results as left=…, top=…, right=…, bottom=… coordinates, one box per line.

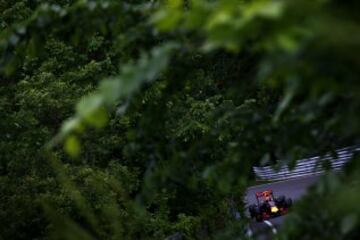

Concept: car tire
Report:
left=285, top=198, right=292, bottom=208
left=248, top=204, right=257, bottom=218
left=255, top=213, right=263, bottom=222
left=276, top=195, right=285, bottom=204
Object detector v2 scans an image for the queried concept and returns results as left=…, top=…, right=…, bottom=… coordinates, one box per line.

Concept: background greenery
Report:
left=1, top=0, right=359, bottom=239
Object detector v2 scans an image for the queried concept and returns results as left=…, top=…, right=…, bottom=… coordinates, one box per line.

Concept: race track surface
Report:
left=245, top=174, right=321, bottom=238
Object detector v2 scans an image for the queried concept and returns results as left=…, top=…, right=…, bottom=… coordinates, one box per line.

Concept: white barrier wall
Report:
left=253, top=146, right=360, bottom=181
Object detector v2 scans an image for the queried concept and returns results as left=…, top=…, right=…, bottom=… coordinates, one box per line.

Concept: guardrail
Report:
left=253, top=145, right=360, bottom=181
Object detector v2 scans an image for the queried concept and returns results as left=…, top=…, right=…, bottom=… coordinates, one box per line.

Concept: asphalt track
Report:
left=245, top=174, right=321, bottom=238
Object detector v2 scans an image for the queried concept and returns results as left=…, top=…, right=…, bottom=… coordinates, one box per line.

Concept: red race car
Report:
left=248, top=190, right=292, bottom=222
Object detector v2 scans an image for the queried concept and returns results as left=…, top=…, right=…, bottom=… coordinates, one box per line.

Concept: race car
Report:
left=248, top=189, right=292, bottom=222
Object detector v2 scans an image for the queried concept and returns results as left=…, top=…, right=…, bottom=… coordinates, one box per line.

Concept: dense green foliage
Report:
left=1, top=0, right=360, bottom=239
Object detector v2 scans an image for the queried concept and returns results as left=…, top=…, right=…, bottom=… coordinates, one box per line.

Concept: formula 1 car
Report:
left=248, top=190, right=292, bottom=222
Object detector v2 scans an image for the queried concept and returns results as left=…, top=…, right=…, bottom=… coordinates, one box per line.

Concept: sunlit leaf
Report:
left=84, top=107, right=108, bottom=129
left=64, top=135, right=81, bottom=158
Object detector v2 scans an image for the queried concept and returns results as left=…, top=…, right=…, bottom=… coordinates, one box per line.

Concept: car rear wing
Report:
left=255, top=190, right=273, bottom=198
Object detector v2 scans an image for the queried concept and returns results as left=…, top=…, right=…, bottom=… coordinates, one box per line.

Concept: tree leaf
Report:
left=64, top=135, right=81, bottom=158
